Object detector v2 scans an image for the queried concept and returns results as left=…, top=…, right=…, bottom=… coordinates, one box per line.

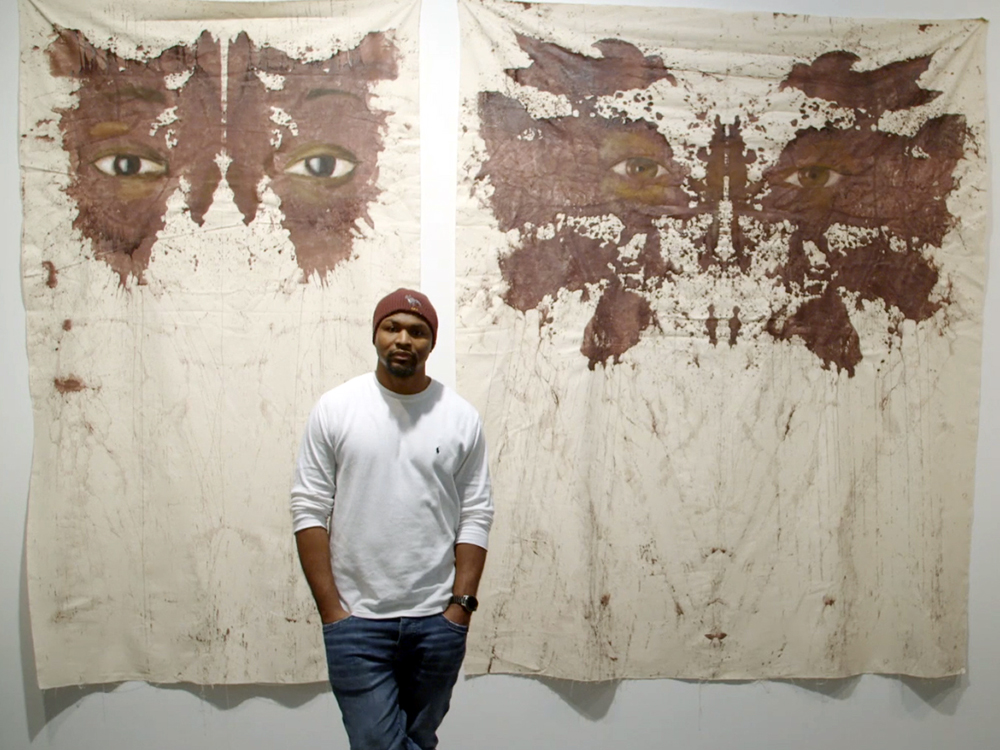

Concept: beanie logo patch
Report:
left=405, top=295, right=421, bottom=309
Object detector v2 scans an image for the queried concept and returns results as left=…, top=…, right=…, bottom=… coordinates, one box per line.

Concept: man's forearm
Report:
left=295, top=527, right=348, bottom=624
left=453, top=543, right=487, bottom=597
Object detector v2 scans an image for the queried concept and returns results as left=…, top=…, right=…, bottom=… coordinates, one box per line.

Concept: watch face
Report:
left=463, top=595, right=479, bottom=612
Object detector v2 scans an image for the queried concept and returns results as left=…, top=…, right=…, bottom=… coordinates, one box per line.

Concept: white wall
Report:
left=2, top=0, right=998, bottom=747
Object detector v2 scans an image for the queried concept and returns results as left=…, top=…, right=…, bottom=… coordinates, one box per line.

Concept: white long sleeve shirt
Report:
left=291, top=373, right=493, bottom=618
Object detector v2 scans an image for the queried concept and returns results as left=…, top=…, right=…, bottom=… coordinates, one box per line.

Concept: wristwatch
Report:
left=449, top=594, right=479, bottom=613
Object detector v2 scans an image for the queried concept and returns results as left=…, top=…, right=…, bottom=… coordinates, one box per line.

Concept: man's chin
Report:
left=386, top=362, right=417, bottom=379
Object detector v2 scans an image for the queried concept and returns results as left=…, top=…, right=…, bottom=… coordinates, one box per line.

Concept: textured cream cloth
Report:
left=456, top=0, right=987, bottom=681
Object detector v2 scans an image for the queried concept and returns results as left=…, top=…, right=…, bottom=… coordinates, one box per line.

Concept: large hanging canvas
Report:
left=457, top=0, right=987, bottom=680
left=21, top=0, right=420, bottom=687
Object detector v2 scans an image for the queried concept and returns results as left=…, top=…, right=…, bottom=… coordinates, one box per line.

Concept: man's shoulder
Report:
left=316, top=373, right=375, bottom=409
left=432, top=381, right=484, bottom=425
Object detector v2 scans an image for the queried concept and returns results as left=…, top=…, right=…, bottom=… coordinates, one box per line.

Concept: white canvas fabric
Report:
left=456, top=0, right=987, bottom=680
left=20, top=0, right=421, bottom=687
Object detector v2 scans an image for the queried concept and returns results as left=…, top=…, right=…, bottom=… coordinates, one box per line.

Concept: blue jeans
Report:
left=322, top=614, right=468, bottom=750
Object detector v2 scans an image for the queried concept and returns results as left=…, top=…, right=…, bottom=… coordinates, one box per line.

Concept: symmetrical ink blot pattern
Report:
left=457, top=0, right=986, bottom=681
left=477, top=36, right=965, bottom=374
left=48, top=26, right=396, bottom=283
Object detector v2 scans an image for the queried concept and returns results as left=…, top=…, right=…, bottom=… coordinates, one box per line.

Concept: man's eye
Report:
left=285, top=152, right=356, bottom=179
left=92, top=154, right=167, bottom=177
left=611, top=157, right=666, bottom=181
left=785, top=166, right=843, bottom=188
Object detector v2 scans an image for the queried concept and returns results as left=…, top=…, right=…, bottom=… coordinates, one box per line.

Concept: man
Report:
left=291, top=288, right=493, bottom=750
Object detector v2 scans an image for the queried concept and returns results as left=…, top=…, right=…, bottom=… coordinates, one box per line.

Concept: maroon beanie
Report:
left=372, top=288, right=438, bottom=345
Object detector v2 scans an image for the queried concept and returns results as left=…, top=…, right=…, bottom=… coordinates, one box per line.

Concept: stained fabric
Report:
left=456, top=0, right=987, bottom=680
left=21, top=0, right=421, bottom=687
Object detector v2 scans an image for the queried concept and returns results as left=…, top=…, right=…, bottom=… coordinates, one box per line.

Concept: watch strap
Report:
left=449, top=594, right=478, bottom=613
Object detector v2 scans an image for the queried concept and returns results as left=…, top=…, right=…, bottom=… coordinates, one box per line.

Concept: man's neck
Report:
left=375, top=365, right=431, bottom=395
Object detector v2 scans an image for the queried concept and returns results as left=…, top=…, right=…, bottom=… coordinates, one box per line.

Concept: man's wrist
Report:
left=449, top=594, right=479, bottom=613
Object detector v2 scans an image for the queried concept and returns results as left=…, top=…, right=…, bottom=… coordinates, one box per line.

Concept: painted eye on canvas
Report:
left=610, top=156, right=666, bottom=182
left=785, top=165, right=843, bottom=188
left=92, top=153, right=168, bottom=177
left=284, top=147, right=357, bottom=181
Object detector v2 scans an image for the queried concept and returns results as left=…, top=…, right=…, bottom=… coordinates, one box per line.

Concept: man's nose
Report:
left=395, top=329, right=412, bottom=347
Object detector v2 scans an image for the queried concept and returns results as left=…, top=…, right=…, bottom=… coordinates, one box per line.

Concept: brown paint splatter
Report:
left=47, top=28, right=219, bottom=285
left=226, top=32, right=396, bottom=280
left=62, top=319, right=72, bottom=331
left=477, top=36, right=968, bottom=374
left=781, top=52, right=939, bottom=117
left=824, top=596, right=836, bottom=607
left=581, top=283, right=655, bottom=369
left=727, top=307, right=741, bottom=348
left=478, top=37, right=686, bottom=367
left=42, top=261, right=58, bottom=288
left=704, top=631, right=728, bottom=642
left=705, top=304, right=719, bottom=346
left=600, top=593, right=611, bottom=607
left=46, top=26, right=397, bottom=284
left=507, top=34, right=676, bottom=98
left=767, top=288, right=863, bottom=376
left=54, top=376, right=85, bottom=393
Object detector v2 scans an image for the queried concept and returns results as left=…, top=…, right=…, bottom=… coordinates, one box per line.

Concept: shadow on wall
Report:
left=20, top=538, right=966, bottom=737
left=696, top=673, right=967, bottom=716
left=537, top=676, right=621, bottom=720
left=467, top=668, right=966, bottom=724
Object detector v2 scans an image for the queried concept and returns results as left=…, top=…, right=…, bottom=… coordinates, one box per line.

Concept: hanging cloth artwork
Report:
left=20, top=0, right=421, bottom=687
left=456, top=0, right=988, bottom=680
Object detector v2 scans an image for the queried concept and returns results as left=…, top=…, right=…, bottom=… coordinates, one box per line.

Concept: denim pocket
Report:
left=321, top=615, right=353, bottom=632
left=437, top=613, right=469, bottom=634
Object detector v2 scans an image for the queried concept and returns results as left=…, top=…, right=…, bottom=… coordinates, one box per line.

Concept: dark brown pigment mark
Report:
left=46, top=27, right=397, bottom=285
left=600, top=593, right=611, bottom=607
left=704, top=630, right=728, bottom=642
left=727, top=307, right=741, bottom=348
left=42, top=261, right=58, bottom=288
left=62, top=319, right=72, bottom=331
left=477, top=39, right=968, bottom=374
left=225, top=32, right=396, bottom=280
left=479, top=35, right=681, bottom=370
left=705, top=304, right=718, bottom=346
left=824, top=596, right=836, bottom=607
left=54, top=376, right=86, bottom=393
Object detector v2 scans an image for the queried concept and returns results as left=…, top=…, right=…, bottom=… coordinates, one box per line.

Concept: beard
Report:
left=385, top=354, right=417, bottom=378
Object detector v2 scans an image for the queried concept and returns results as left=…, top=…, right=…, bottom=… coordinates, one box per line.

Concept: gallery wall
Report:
left=2, top=0, right=998, bottom=746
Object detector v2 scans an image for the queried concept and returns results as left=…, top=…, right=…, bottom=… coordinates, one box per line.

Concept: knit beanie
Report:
left=372, top=288, right=438, bottom=345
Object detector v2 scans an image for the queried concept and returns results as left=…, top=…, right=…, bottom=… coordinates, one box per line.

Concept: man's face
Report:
left=375, top=312, right=434, bottom=379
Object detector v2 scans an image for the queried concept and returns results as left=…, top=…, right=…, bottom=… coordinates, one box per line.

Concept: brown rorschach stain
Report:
left=42, top=261, right=58, bottom=288
left=45, top=26, right=398, bottom=285
left=476, top=38, right=969, bottom=374
left=54, top=376, right=86, bottom=394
